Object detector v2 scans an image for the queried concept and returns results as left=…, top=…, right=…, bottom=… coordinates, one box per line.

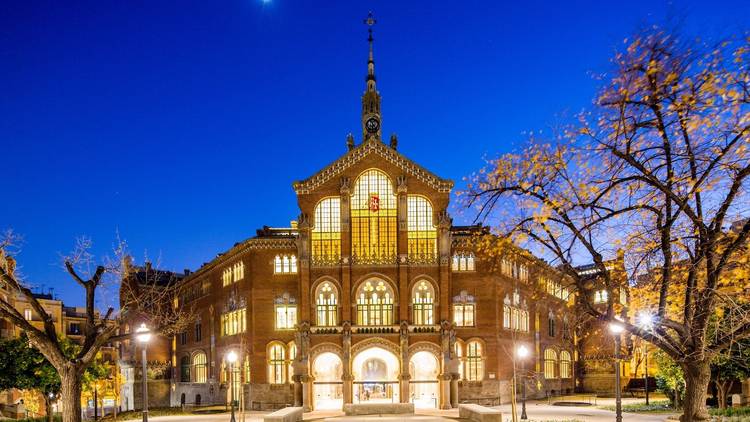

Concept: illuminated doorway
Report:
left=409, top=351, right=439, bottom=408
left=352, top=346, right=400, bottom=404
left=312, top=352, right=343, bottom=410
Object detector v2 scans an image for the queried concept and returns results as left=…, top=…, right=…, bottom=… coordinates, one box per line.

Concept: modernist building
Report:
left=157, top=19, right=587, bottom=412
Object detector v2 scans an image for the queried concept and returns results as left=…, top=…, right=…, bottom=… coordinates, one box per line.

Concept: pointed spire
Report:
left=361, top=11, right=382, bottom=141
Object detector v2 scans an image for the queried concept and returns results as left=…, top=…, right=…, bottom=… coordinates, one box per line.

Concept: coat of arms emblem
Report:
left=369, top=193, right=380, bottom=212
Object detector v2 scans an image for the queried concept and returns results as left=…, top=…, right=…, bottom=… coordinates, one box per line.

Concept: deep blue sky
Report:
left=1, top=1, right=748, bottom=307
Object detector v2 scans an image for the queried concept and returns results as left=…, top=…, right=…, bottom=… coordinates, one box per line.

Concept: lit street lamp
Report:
left=226, top=351, right=238, bottom=422
left=517, top=345, right=529, bottom=420
left=135, top=323, right=152, bottom=422
left=609, top=319, right=624, bottom=422
left=638, top=312, right=654, bottom=406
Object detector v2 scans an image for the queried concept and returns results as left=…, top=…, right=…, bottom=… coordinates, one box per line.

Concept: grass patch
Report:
left=709, top=407, right=750, bottom=417
left=600, top=400, right=675, bottom=413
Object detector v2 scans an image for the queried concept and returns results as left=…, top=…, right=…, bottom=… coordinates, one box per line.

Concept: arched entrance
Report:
left=352, top=346, right=400, bottom=404
left=312, top=352, right=343, bottom=410
left=409, top=351, right=440, bottom=408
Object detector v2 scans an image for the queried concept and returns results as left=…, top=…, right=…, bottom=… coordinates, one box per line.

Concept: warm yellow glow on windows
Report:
left=356, top=279, right=394, bottom=326
left=315, top=282, right=338, bottom=326
left=452, top=252, right=475, bottom=271
left=412, top=280, right=434, bottom=325
left=193, top=352, right=207, bottom=383
left=560, top=350, right=572, bottom=379
left=407, top=196, right=436, bottom=261
left=544, top=348, right=558, bottom=379
left=222, top=261, right=244, bottom=287
left=541, top=277, right=571, bottom=300
left=503, top=291, right=529, bottom=332
left=312, top=198, right=341, bottom=265
left=501, top=258, right=528, bottom=282
left=244, top=356, right=251, bottom=383
left=466, top=341, right=483, bottom=381
left=275, top=305, right=297, bottom=330
left=454, top=341, right=465, bottom=380
left=274, top=255, right=298, bottom=274
left=221, top=308, right=246, bottom=336
left=453, top=304, right=475, bottom=327
left=594, top=289, right=608, bottom=304
left=268, top=343, right=286, bottom=384
left=351, top=170, right=397, bottom=264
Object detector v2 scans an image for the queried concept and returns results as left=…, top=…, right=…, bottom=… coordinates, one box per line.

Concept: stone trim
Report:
left=293, top=139, right=454, bottom=194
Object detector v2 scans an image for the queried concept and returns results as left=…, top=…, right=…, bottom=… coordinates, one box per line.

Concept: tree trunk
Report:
left=716, top=381, right=726, bottom=410
left=60, top=372, right=83, bottom=422
left=681, top=360, right=711, bottom=422
left=45, top=394, right=54, bottom=422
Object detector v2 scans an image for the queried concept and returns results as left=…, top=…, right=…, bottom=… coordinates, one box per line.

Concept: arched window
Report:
left=503, top=290, right=529, bottom=332
left=351, top=170, right=397, bottom=264
left=312, top=198, right=341, bottom=265
left=548, top=312, right=557, bottom=337
left=268, top=343, right=286, bottom=384
left=453, top=290, right=476, bottom=327
left=288, top=342, right=297, bottom=384
left=560, top=350, right=572, bottom=379
left=274, top=255, right=298, bottom=274
left=315, top=281, right=338, bottom=326
left=454, top=340, right=465, bottom=380
left=356, top=279, right=394, bottom=326
left=452, top=252, right=475, bottom=272
left=243, top=355, right=251, bottom=383
left=544, top=349, right=558, bottom=379
left=193, top=352, right=207, bottom=383
left=412, top=280, right=435, bottom=325
left=407, top=196, right=437, bottom=262
left=180, top=356, right=190, bottom=382
left=466, top=341, right=484, bottom=381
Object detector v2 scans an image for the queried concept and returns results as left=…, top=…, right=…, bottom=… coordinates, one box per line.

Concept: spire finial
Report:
left=360, top=11, right=382, bottom=141
left=363, top=11, right=377, bottom=90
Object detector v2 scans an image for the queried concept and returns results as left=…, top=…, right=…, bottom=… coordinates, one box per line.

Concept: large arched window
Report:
left=268, top=343, right=286, bottom=384
left=193, top=352, right=207, bottom=383
left=312, top=198, right=341, bottom=265
left=356, top=279, right=394, bottom=326
left=180, top=356, right=190, bottom=382
left=412, top=280, right=435, bottom=325
left=544, top=349, right=558, bottom=379
left=351, top=170, right=397, bottom=264
left=407, top=196, right=437, bottom=262
left=315, top=281, right=338, bottom=326
left=454, top=340, right=465, bottom=380
left=560, top=350, right=572, bottom=379
left=466, top=341, right=484, bottom=381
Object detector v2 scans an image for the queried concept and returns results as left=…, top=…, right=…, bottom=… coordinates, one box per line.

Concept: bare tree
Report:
left=0, top=234, right=190, bottom=422
left=467, top=27, right=750, bottom=421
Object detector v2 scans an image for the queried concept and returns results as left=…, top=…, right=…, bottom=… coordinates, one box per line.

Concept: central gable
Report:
left=293, top=139, right=454, bottom=195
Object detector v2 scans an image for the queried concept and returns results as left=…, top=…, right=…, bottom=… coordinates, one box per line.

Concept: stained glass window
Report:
left=351, top=170, right=397, bottom=264
left=315, top=282, right=338, bottom=326
left=312, top=198, right=341, bottom=265
left=412, top=280, right=434, bottom=325
left=407, top=196, right=437, bottom=262
left=356, top=279, right=394, bottom=326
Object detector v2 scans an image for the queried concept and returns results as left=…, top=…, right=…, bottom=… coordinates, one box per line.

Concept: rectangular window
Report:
left=453, top=304, right=475, bottom=327
left=221, top=308, right=247, bottom=336
left=275, top=305, right=297, bottom=330
left=24, top=309, right=32, bottom=320
left=503, top=305, right=529, bottom=332
left=195, top=323, right=202, bottom=342
left=312, top=198, right=341, bottom=265
left=274, top=255, right=298, bottom=274
left=180, top=331, right=187, bottom=345
left=222, top=268, right=233, bottom=287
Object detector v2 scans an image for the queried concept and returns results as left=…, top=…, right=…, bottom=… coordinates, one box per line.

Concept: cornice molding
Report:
left=293, top=139, right=454, bottom=195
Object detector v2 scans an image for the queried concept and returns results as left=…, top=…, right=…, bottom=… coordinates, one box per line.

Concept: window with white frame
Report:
left=593, top=289, right=609, bottom=304
left=268, top=343, right=286, bottom=384
left=220, top=308, right=246, bottom=336
left=452, top=252, right=475, bottom=272
left=315, top=282, right=338, bottom=326
left=544, top=348, right=558, bottom=379
left=274, top=255, right=298, bottom=274
left=356, top=279, right=394, bottom=326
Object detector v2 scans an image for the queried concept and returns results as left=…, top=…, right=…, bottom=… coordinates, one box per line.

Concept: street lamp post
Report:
left=637, top=312, right=654, bottom=406
left=226, top=351, right=238, bottom=422
left=609, top=320, right=624, bottom=422
left=517, top=345, right=529, bottom=420
left=135, top=324, right=152, bottom=422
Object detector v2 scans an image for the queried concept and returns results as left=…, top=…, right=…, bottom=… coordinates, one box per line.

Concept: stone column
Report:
left=301, top=375, right=312, bottom=411
left=343, top=323, right=353, bottom=404
left=293, top=375, right=303, bottom=407
left=437, top=211, right=452, bottom=321
left=340, top=177, right=352, bottom=321
left=400, top=322, right=410, bottom=403
left=450, top=374, right=459, bottom=408
left=440, top=373, right=452, bottom=409
left=343, top=374, right=353, bottom=404
left=400, top=373, right=411, bottom=404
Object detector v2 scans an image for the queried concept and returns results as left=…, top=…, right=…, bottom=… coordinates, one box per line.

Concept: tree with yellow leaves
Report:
left=467, top=27, right=750, bottom=422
